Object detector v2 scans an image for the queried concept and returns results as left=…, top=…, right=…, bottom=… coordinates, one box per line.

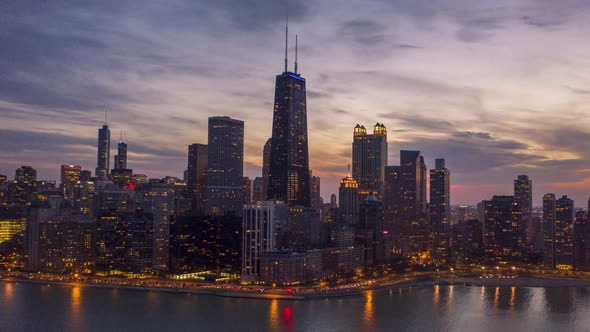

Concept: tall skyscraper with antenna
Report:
left=267, top=18, right=311, bottom=207
left=95, top=114, right=110, bottom=180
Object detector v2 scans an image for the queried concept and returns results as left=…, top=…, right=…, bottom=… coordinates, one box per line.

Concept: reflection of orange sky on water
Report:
left=363, top=290, right=375, bottom=331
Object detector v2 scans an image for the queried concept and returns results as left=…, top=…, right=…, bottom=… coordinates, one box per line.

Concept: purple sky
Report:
left=1, top=1, right=590, bottom=207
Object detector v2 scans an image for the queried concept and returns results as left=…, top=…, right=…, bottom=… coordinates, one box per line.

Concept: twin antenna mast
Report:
left=284, top=10, right=299, bottom=75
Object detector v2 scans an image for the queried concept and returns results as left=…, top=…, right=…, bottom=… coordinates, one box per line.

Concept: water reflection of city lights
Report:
left=363, top=291, right=375, bottom=331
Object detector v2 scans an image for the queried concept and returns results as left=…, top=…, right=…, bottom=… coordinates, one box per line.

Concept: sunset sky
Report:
left=2, top=0, right=590, bottom=206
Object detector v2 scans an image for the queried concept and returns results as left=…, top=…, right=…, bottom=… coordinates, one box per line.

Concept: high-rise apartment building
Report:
left=543, top=194, right=574, bottom=270
left=241, top=201, right=288, bottom=282
left=60, top=165, right=81, bottom=200
left=11, top=166, right=37, bottom=206
left=514, top=175, right=533, bottom=246
left=206, top=116, right=244, bottom=215
left=483, top=196, right=522, bottom=262
left=555, top=195, right=574, bottom=270
left=136, top=181, right=175, bottom=269
left=310, top=173, right=321, bottom=208
left=339, top=174, right=359, bottom=226
left=351, top=123, right=387, bottom=198
left=430, top=158, right=450, bottom=263
left=542, top=193, right=556, bottom=268
left=187, top=144, right=208, bottom=212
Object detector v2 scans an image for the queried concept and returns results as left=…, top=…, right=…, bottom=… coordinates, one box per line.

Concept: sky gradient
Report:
left=2, top=0, right=590, bottom=207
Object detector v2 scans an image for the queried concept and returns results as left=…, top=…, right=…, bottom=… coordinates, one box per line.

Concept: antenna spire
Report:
left=347, top=164, right=351, bottom=178
left=104, top=111, right=108, bottom=126
left=284, top=10, right=288, bottom=73
left=120, top=130, right=123, bottom=143
left=295, top=34, right=298, bottom=74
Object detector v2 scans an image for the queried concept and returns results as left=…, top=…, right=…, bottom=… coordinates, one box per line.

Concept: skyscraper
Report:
left=136, top=181, right=175, bottom=269
left=243, top=177, right=252, bottom=204
left=555, top=195, right=574, bottom=270
left=60, top=165, right=81, bottom=200
left=252, top=177, right=265, bottom=203
left=114, top=133, right=127, bottom=170
left=542, top=193, right=556, bottom=269
left=483, top=196, right=522, bottom=262
left=514, top=175, right=533, bottom=246
left=96, top=121, right=110, bottom=180
left=267, top=27, right=311, bottom=207
left=11, top=166, right=37, bottom=206
left=430, top=158, right=450, bottom=263
left=187, top=144, right=208, bottom=212
left=351, top=123, right=388, bottom=198
left=339, top=173, right=359, bottom=226
left=241, top=201, right=288, bottom=282
left=207, top=116, right=244, bottom=215
left=399, top=151, right=427, bottom=217
left=262, top=138, right=272, bottom=201
left=310, top=173, right=321, bottom=208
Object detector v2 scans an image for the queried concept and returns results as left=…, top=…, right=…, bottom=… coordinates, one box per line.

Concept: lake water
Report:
left=1, top=282, right=590, bottom=331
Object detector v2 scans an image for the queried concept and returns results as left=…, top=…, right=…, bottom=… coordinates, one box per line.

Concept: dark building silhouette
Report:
left=482, top=196, right=522, bottom=262
left=339, top=173, right=359, bottom=226
left=187, top=144, right=208, bottom=212
left=96, top=122, right=110, bottom=180
left=124, top=210, right=154, bottom=274
left=262, top=138, right=272, bottom=201
left=206, top=116, right=244, bottom=215
left=352, top=123, right=387, bottom=198
left=242, top=177, right=252, bottom=204
left=543, top=194, right=574, bottom=270
left=170, top=214, right=241, bottom=277
left=267, top=33, right=311, bottom=207
left=430, top=158, right=450, bottom=263
left=310, top=173, right=321, bottom=208
left=94, top=186, right=133, bottom=274
left=252, top=177, right=264, bottom=203
left=114, top=134, right=127, bottom=170
left=555, top=195, right=574, bottom=269
left=10, top=166, right=37, bottom=206
left=60, top=165, right=81, bottom=200
left=514, top=175, right=533, bottom=247
left=452, top=219, right=483, bottom=264
left=383, top=165, right=402, bottom=233
left=574, top=210, right=590, bottom=271
left=356, top=194, right=385, bottom=267
left=543, top=193, right=556, bottom=268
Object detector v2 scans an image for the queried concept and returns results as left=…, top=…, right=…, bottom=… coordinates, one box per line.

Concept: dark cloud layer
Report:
left=2, top=1, right=590, bottom=206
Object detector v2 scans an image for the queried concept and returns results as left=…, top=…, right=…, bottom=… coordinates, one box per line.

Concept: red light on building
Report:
left=125, top=183, right=137, bottom=190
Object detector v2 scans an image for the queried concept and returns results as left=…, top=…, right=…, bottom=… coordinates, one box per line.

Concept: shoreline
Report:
left=2, top=275, right=590, bottom=301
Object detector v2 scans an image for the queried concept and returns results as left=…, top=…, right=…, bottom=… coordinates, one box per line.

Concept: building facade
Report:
left=430, top=158, right=451, bottom=263
left=206, top=116, right=244, bottom=215
left=351, top=123, right=387, bottom=198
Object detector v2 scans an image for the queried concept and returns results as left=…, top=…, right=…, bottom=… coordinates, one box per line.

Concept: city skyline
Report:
left=2, top=1, right=590, bottom=206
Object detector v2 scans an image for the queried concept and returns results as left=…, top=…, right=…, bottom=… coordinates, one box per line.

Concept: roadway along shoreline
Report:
left=2, top=274, right=590, bottom=301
